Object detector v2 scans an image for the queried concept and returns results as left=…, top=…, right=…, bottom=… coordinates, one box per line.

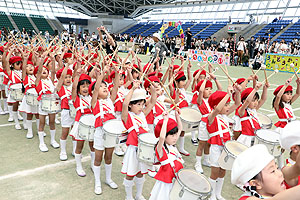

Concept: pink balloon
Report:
left=175, top=22, right=178, bottom=28
left=180, top=33, right=184, bottom=38
left=178, top=21, right=182, bottom=25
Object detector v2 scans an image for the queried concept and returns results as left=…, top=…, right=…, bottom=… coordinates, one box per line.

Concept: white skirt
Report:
left=149, top=180, right=173, bottom=200
left=121, top=145, right=151, bottom=176
left=237, top=134, right=255, bottom=147
left=93, top=127, right=104, bottom=150
left=198, top=121, right=209, bottom=141
left=19, top=95, right=38, bottom=114
left=69, top=121, right=94, bottom=141
left=209, top=144, right=223, bottom=168
left=7, top=91, right=17, bottom=103
left=61, top=109, right=75, bottom=128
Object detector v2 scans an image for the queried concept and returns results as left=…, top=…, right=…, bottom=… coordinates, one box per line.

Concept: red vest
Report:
left=35, top=78, right=55, bottom=101
left=239, top=108, right=261, bottom=136
left=23, top=75, right=36, bottom=94
left=92, top=98, right=115, bottom=128
left=197, top=98, right=211, bottom=121
left=73, top=95, right=92, bottom=122
left=274, top=103, right=295, bottom=128
left=57, top=85, right=72, bottom=109
left=146, top=97, right=166, bottom=124
left=205, top=115, right=231, bottom=146
left=8, top=70, right=22, bottom=87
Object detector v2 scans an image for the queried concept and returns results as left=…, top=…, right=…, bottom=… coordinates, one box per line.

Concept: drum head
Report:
left=180, top=108, right=202, bottom=122
left=103, top=119, right=126, bottom=134
left=42, top=93, right=59, bottom=99
left=138, top=133, right=158, bottom=144
left=225, top=141, right=248, bottom=156
left=257, top=113, right=271, bottom=124
left=27, top=88, right=37, bottom=95
left=10, top=83, right=22, bottom=89
left=80, top=114, right=95, bottom=126
left=256, top=129, right=280, bottom=143
left=178, top=169, right=211, bottom=194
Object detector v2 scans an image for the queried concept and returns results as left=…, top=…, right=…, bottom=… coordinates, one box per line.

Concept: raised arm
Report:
left=257, top=82, right=269, bottom=110
left=156, top=112, right=169, bottom=158
left=184, top=62, right=192, bottom=90
left=91, top=68, right=104, bottom=108
left=110, top=66, right=120, bottom=103
left=121, top=80, right=140, bottom=123
left=274, top=78, right=291, bottom=111
left=55, top=66, right=68, bottom=92
left=238, top=83, right=262, bottom=117
left=143, top=84, right=157, bottom=116
left=72, top=68, right=83, bottom=101
left=291, top=78, right=300, bottom=104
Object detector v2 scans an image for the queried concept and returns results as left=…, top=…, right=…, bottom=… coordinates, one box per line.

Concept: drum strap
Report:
left=0, top=72, right=8, bottom=78
left=127, top=112, right=149, bottom=133
left=115, top=92, right=125, bottom=103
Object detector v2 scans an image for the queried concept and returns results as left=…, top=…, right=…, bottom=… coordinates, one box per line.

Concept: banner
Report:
left=187, top=49, right=231, bottom=65
left=265, top=53, right=300, bottom=73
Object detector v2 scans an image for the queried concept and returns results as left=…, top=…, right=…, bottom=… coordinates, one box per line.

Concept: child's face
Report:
left=26, top=64, right=34, bottom=75
left=255, top=160, right=286, bottom=196
left=41, top=67, right=49, bottom=79
left=282, top=91, right=292, bottom=103
left=64, top=74, right=72, bottom=86
left=79, top=82, right=90, bottom=96
left=178, top=80, right=186, bottom=88
left=130, top=101, right=145, bottom=115
left=203, top=87, right=212, bottom=98
left=98, top=82, right=108, bottom=99
left=13, top=61, right=22, bottom=70
left=220, top=102, right=230, bottom=115
left=132, top=71, right=139, bottom=79
left=199, top=75, right=205, bottom=80
left=165, top=132, right=179, bottom=146
left=248, top=97, right=259, bottom=109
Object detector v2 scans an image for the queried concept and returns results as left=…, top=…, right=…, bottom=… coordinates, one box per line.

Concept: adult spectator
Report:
left=237, top=37, right=247, bottom=65
left=248, top=36, right=256, bottom=59
left=185, top=28, right=192, bottom=50
left=204, top=37, right=211, bottom=49
left=211, top=37, right=218, bottom=50
left=98, top=26, right=116, bottom=55
left=152, top=32, right=168, bottom=65
left=252, top=51, right=263, bottom=70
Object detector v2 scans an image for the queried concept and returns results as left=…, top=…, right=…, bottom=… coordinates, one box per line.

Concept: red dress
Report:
left=114, top=86, right=128, bottom=112
left=197, top=98, right=211, bottom=121
left=154, top=145, right=184, bottom=183
left=205, top=114, right=231, bottom=146
left=8, top=70, right=22, bottom=86
left=122, top=112, right=149, bottom=146
left=92, top=98, right=115, bottom=128
left=239, top=108, right=261, bottom=136
left=274, top=102, right=295, bottom=128
left=146, top=96, right=166, bottom=125
left=35, top=78, right=55, bottom=101
left=57, top=85, right=72, bottom=109
left=73, top=95, right=92, bottom=122
left=23, top=75, right=36, bottom=93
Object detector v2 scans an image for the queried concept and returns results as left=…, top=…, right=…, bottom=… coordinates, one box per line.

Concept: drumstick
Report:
left=290, top=63, right=300, bottom=79
left=264, top=69, right=268, bottom=85
left=218, top=64, right=235, bottom=85
left=291, top=66, right=300, bottom=80
left=262, top=70, right=279, bottom=84
left=249, top=63, right=256, bottom=75
left=166, top=99, right=184, bottom=113
left=254, top=63, right=264, bottom=76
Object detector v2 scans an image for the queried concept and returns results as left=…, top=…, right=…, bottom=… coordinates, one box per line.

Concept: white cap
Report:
left=153, top=33, right=162, bottom=41
left=125, top=58, right=131, bottom=64
left=231, top=144, right=274, bottom=185
left=130, top=88, right=146, bottom=102
left=280, top=121, right=300, bottom=150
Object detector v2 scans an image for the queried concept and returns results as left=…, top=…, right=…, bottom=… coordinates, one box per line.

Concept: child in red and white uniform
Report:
left=19, top=53, right=39, bottom=139
left=121, top=81, right=156, bottom=200
left=35, top=55, right=59, bottom=152
left=237, top=82, right=268, bottom=147
left=56, top=67, right=76, bottom=161
left=231, top=144, right=300, bottom=200
left=0, top=46, right=9, bottom=115
left=273, top=78, right=300, bottom=133
left=206, top=87, right=241, bottom=200
left=69, top=70, right=94, bottom=177
left=280, top=121, right=300, bottom=189
left=169, top=63, right=192, bottom=156
left=194, top=74, right=222, bottom=174
left=149, top=111, right=184, bottom=200
left=90, top=66, right=119, bottom=195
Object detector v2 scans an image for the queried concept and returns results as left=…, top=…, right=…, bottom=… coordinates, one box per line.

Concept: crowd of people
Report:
left=1, top=24, right=300, bottom=200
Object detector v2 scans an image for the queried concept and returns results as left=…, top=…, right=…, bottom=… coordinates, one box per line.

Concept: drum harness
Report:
left=239, top=108, right=261, bottom=131
left=208, top=115, right=232, bottom=146
left=278, top=103, right=295, bottom=123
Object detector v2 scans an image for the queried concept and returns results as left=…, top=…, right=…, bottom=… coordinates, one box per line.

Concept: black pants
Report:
left=253, top=62, right=261, bottom=70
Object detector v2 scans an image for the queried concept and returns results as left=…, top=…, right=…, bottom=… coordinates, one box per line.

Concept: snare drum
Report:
left=78, top=114, right=95, bottom=141
left=26, top=88, right=38, bottom=106
left=10, top=84, right=24, bottom=101
left=41, top=94, right=61, bottom=113
left=137, top=133, right=158, bottom=164
left=254, top=129, right=282, bottom=157
left=103, top=119, right=127, bottom=148
left=0, top=73, right=4, bottom=85
left=218, top=141, right=248, bottom=170
left=170, top=169, right=211, bottom=200
left=180, top=108, right=202, bottom=133
left=257, top=112, right=272, bottom=129
left=68, top=100, right=76, bottom=118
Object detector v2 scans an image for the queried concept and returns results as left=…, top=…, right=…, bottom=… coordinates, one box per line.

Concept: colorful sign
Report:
left=187, top=49, right=231, bottom=65
left=265, top=53, right=300, bottom=73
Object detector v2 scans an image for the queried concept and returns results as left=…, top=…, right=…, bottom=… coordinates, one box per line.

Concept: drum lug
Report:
left=179, top=187, right=185, bottom=197
left=224, top=155, right=229, bottom=162
left=103, top=133, right=106, bottom=140
left=116, top=137, right=119, bottom=144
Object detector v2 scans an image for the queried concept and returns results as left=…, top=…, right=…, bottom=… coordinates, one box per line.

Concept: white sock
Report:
left=23, top=112, right=27, bottom=125
left=8, top=105, right=13, bottom=118
left=0, top=99, right=3, bottom=112
left=135, top=176, right=145, bottom=198
left=196, top=156, right=202, bottom=163
left=94, top=165, right=101, bottom=186
left=105, top=163, right=113, bottom=183
left=209, top=178, right=217, bottom=200
left=216, top=178, right=224, bottom=199
left=36, top=119, right=40, bottom=131
left=50, top=129, right=56, bottom=143
left=191, top=130, right=196, bottom=140
left=27, top=120, right=33, bottom=132
left=60, top=139, right=67, bottom=154
left=3, top=98, right=8, bottom=111
left=75, top=153, right=83, bottom=171
left=123, top=178, right=134, bottom=199
left=204, top=154, right=210, bottom=162
left=179, top=136, right=185, bottom=151
left=38, top=131, right=45, bottom=145
left=72, top=141, right=77, bottom=155
left=90, top=151, right=95, bottom=169
left=12, top=111, right=20, bottom=125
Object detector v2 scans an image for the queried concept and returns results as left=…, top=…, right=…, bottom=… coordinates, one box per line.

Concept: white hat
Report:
left=130, top=88, right=146, bottom=102
left=124, top=58, right=131, bottom=64
left=231, top=144, right=274, bottom=185
left=153, top=33, right=162, bottom=41
left=280, top=121, right=300, bottom=150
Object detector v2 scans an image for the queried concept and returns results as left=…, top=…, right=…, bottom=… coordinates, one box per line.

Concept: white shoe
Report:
left=15, top=124, right=21, bottom=130
left=94, top=185, right=102, bottom=195
left=179, top=149, right=190, bottom=156
left=26, top=131, right=33, bottom=139
left=51, top=141, right=60, bottom=148
left=148, top=170, right=157, bottom=178
left=4, top=110, right=9, bottom=114
left=55, top=118, right=60, bottom=124
left=43, top=132, right=46, bottom=137
left=8, top=117, right=13, bottom=122
left=135, top=196, right=146, bottom=200
left=39, top=144, right=49, bottom=152
left=76, top=168, right=86, bottom=177
left=217, top=196, right=226, bottom=200
left=195, top=162, right=204, bottom=173
left=60, top=152, right=68, bottom=161
left=114, top=146, right=125, bottom=156
left=105, top=180, right=118, bottom=189
left=0, top=111, right=5, bottom=115
left=202, top=159, right=211, bottom=167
